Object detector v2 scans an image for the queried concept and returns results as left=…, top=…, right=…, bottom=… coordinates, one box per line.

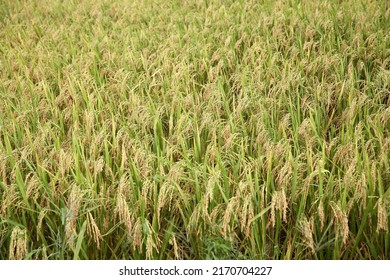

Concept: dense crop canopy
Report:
left=0, top=0, right=389, bottom=259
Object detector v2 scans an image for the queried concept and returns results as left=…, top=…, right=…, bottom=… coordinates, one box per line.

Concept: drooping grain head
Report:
left=65, top=185, right=83, bottom=249
left=299, top=216, right=315, bottom=254
left=376, top=198, right=388, bottom=233
left=330, top=201, right=349, bottom=245
left=223, top=197, right=238, bottom=237
left=9, top=226, right=27, bottom=260
left=87, top=213, right=102, bottom=249
left=132, top=218, right=143, bottom=252
left=114, top=193, right=133, bottom=239
left=270, top=189, right=288, bottom=227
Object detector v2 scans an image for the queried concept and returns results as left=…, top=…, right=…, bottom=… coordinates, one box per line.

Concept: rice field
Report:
left=0, top=0, right=389, bottom=260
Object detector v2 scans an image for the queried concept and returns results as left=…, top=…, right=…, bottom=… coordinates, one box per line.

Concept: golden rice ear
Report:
left=65, top=184, right=83, bottom=249
left=87, top=213, right=102, bottom=249
left=145, top=235, right=156, bottom=260
left=299, top=216, right=315, bottom=255
left=1, top=184, right=18, bottom=216
left=270, top=189, right=288, bottom=228
left=9, top=226, right=28, bottom=260
left=169, top=234, right=180, bottom=260
left=144, top=220, right=161, bottom=260
left=376, top=198, right=388, bottom=233
left=187, top=204, right=203, bottom=237
left=0, top=152, right=7, bottom=186
left=132, top=218, right=143, bottom=252
left=114, top=193, right=133, bottom=240
left=276, top=160, right=293, bottom=190
left=93, top=157, right=105, bottom=175
left=26, top=173, right=41, bottom=200
left=241, top=195, right=255, bottom=237
left=330, top=201, right=349, bottom=246
left=222, top=196, right=239, bottom=237
left=117, top=174, right=130, bottom=198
